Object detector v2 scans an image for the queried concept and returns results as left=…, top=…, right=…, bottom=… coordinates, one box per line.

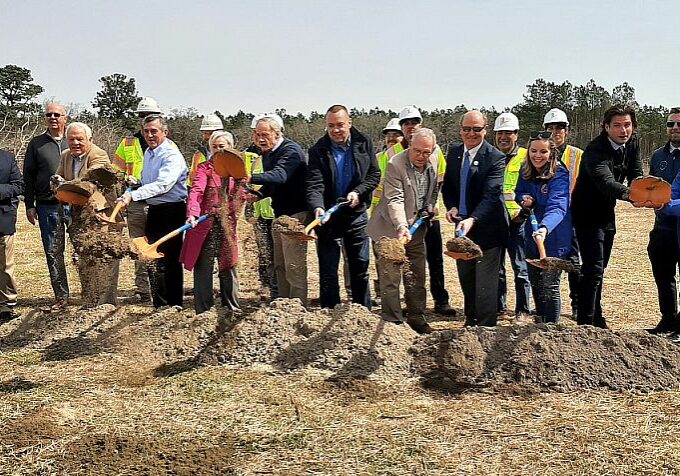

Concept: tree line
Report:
left=0, top=64, right=671, bottom=170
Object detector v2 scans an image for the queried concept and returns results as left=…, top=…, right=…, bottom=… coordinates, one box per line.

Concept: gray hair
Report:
left=45, top=102, right=67, bottom=115
left=460, top=110, right=488, bottom=127
left=142, top=114, right=168, bottom=131
left=412, top=127, right=436, bottom=145
left=256, top=117, right=283, bottom=135
left=65, top=122, right=93, bottom=139
left=208, top=130, right=235, bottom=150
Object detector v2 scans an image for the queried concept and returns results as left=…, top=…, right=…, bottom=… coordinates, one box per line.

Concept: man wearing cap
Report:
left=571, top=106, right=643, bottom=328
left=646, top=108, right=680, bottom=335
left=373, top=106, right=455, bottom=315
left=187, top=113, right=224, bottom=187
left=118, top=114, right=188, bottom=308
left=443, top=110, right=508, bottom=327
left=494, top=112, right=531, bottom=321
left=112, top=97, right=162, bottom=302
left=543, top=108, right=583, bottom=321
left=23, top=102, right=70, bottom=309
left=368, top=128, right=440, bottom=334
left=249, top=116, right=309, bottom=306
left=307, top=105, right=380, bottom=309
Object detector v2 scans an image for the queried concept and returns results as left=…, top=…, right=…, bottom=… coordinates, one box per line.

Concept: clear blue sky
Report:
left=0, top=0, right=673, bottom=116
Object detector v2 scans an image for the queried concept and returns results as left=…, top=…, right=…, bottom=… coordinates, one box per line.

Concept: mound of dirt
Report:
left=411, top=325, right=680, bottom=392
left=199, top=299, right=416, bottom=380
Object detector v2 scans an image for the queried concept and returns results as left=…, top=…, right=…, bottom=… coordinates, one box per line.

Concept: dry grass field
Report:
left=2, top=202, right=680, bottom=475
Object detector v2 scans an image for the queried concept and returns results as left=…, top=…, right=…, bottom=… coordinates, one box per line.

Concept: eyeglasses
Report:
left=461, top=126, right=485, bottom=133
left=45, top=113, right=63, bottom=118
left=667, top=121, right=680, bottom=128
left=529, top=131, right=552, bottom=140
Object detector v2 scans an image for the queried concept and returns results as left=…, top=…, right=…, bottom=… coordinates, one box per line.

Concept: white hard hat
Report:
left=135, top=97, right=162, bottom=114
left=200, top=113, right=224, bottom=131
left=493, top=112, right=520, bottom=132
left=398, top=105, right=422, bottom=125
left=543, top=108, right=570, bottom=127
left=382, top=118, right=402, bottom=134
left=253, top=112, right=285, bottom=131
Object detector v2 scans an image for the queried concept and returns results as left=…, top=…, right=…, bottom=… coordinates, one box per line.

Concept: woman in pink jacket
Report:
left=180, top=131, right=243, bottom=314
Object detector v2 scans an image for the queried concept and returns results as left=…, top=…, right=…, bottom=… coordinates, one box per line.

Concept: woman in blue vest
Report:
left=515, top=132, right=572, bottom=324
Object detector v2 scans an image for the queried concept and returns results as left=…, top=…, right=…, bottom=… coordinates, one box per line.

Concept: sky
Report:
left=0, top=0, right=673, bottom=117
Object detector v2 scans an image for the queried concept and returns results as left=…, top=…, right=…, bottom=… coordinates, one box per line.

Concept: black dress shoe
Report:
left=0, top=310, right=15, bottom=323
left=407, top=320, right=433, bottom=334
left=434, top=303, right=457, bottom=316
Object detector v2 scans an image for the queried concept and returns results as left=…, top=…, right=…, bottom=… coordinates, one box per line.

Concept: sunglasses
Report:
left=667, top=121, right=680, bottom=128
left=529, top=131, right=552, bottom=140
left=45, top=113, right=63, bottom=118
left=461, top=126, right=485, bottom=133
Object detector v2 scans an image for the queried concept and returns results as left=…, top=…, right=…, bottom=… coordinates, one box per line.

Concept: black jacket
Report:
left=306, top=127, right=380, bottom=217
left=442, top=140, right=508, bottom=250
left=23, top=131, right=68, bottom=208
left=0, top=150, right=24, bottom=235
left=250, top=138, right=307, bottom=217
left=571, top=131, right=643, bottom=227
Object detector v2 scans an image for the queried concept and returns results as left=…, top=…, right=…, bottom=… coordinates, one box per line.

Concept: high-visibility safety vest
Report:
left=187, top=149, right=208, bottom=188
left=503, top=148, right=528, bottom=220
left=561, top=144, right=583, bottom=195
left=247, top=151, right=274, bottom=220
left=113, top=136, right=144, bottom=179
left=370, top=142, right=446, bottom=218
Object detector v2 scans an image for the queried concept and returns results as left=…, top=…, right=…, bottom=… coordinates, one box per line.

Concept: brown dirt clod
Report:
left=272, top=215, right=307, bottom=237
left=375, top=237, right=406, bottom=264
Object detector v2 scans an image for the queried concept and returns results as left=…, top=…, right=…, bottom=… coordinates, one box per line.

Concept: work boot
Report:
left=646, top=316, right=676, bottom=335
left=0, top=310, right=14, bottom=324
left=407, top=316, right=433, bottom=335
left=434, top=303, right=457, bottom=316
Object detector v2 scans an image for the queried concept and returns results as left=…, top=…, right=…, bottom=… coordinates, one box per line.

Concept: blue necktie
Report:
left=460, top=151, right=471, bottom=216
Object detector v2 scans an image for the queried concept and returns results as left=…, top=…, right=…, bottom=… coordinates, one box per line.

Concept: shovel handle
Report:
left=529, top=211, right=547, bottom=260
left=151, top=213, right=210, bottom=252
left=304, top=201, right=346, bottom=234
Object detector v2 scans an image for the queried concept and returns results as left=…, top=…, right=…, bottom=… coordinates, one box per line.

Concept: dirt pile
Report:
left=411, top=325, right=680, bottom=392
left=199, top=299, right=416, bottom=380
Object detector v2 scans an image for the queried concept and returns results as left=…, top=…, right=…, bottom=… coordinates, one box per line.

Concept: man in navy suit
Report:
left=0, top=148, right=23, bottom=323
left=442, top=110, right=508, bottom=326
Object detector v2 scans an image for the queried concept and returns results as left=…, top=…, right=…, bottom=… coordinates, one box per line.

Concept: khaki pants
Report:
left=377, top=227, right=427, bottom=324
left=272, top=211, right=309, bottom=307
left=0, top=234, right=17, bottom=312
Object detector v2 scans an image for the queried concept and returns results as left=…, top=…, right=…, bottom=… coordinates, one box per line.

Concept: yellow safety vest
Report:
left=370, top=142, right=405, bottom=213
left=503, top=148, right=528, bottom=220
left=187, top=150, right=208, bottom=188
left=247, top=151, right=274, bottom=220
left=561, top=144, right=583, bottom=195
left=113, top=136, right=144, bottom=179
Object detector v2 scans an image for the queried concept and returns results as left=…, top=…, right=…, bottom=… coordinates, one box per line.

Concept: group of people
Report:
left=2, top=98, right=679, bottom=341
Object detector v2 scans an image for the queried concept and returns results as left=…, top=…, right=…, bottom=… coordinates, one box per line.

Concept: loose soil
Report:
left=374, top=237, right=406, bottom=264
left=272, top=215, right=306, bottom=237
left=526, top=256, right=579, bottom=272
left=412, top=325, right=680, bottom=392
left=445, top=236, right=483, bottom=259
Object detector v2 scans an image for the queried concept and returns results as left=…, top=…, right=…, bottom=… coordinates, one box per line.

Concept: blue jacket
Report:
left=442, top=141, right=508, bottom=250
left=0, top=149, right=24, bottom=236
left=650, top=143, right=680, bottom=232
left=515, top=164, right=572, bottom=259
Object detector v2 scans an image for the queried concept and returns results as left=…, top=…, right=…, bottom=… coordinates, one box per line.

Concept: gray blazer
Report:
left=367, top=150, right=437, bottom=240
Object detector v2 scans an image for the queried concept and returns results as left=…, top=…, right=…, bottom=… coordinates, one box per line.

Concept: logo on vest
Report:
left=659, top=160, right=668, bottom=171
left=540, top=184, right=549, bottom=195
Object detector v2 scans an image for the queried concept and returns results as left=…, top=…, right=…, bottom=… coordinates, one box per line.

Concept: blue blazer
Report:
left=0, top=150, right=24, bottom=236
left=442, top=140, right=508, bottom=250
left=514, top=164, right=572, bottom=259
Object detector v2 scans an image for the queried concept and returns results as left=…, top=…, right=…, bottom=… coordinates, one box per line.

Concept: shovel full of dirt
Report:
left=133, top=214, right=209, bottom=260
left=375, top=215, right=428, bottom=265
left=525, top=211, right=578, bottom=272
left=444, top=215, right=483, bottom=260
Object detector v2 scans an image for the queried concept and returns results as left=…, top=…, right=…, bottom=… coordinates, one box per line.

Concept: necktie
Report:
left=460, top=151, right=471, bottom=216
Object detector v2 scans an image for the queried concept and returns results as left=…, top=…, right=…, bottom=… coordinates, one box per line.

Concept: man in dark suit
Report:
left=442, top=110, right=508, bottom=326
left=307, top=105, right=381, bottom=309
left=571, top=105, right=643, bottom=328
left=0, top=148, right=24, bottom=323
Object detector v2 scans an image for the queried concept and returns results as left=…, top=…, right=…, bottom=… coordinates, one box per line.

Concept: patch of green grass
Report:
left=1, top=349, right=43, bottom=366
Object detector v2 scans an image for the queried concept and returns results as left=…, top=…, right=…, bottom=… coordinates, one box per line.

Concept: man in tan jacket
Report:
left=367, top=128, right=439, bottom=334
left=55, top=122, right=118, bottom=308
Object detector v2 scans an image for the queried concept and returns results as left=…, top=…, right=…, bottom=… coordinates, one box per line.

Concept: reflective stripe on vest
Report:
left=187, top=151, right=207, bottom=188
left=113, top=136, right=144, bottom=179
left=503, top=147, right=527, bottom=219
left=371, top=142, right=405, bottom=212
left=562, top=145, right=583, bottom=195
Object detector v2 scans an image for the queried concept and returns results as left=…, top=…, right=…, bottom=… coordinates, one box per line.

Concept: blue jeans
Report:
left=527, top=266, right=562, bottom=323
left=316, top=212, right=371, bottom=309
left=498, top=221, right=532, bottom=314
left=36, top=203, right=70, bottom=300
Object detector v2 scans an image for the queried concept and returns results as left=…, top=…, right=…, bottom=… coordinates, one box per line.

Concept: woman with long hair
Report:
left=514, top=132, right=572, bottom=323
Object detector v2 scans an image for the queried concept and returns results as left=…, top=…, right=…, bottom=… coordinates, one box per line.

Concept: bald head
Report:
left=460, top=110, right=487, bottom=149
